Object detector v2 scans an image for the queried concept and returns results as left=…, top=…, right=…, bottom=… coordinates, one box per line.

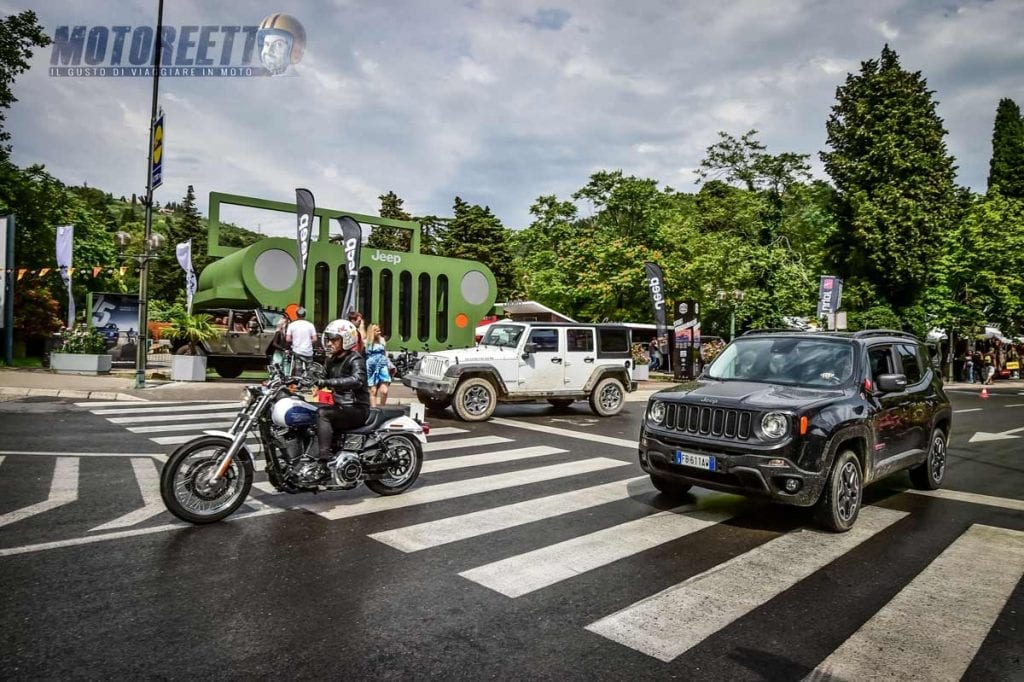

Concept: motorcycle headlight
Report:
left=648, top=400, right=666, bottom=424
left=761, top=412, right=789, bottom=440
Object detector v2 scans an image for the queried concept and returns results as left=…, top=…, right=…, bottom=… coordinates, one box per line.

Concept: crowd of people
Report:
left=950, top=338, right=1023, bottom=384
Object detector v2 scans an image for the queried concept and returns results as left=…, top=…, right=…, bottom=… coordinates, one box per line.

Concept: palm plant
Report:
left=165, top=312, right=218, bottom=355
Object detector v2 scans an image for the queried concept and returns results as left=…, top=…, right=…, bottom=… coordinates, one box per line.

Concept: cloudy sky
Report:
left=5, top=0, right=1023, bottom=235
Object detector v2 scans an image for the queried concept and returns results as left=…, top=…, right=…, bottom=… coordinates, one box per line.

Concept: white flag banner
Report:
left=175, top=239, right=196, bottom=315
left=56, top=225, right=74, bottom=327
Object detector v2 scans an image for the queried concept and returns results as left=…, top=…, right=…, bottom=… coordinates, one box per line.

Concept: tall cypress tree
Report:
left=441, top=197, right=514, bottom=298
left=987, top=98, right=1024, bottom=199
left=821, top=46, right=959, bottom=310
left=368, top=190, right=413, bottom=251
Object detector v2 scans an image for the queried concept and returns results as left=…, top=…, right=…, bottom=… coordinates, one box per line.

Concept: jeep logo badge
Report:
left=700, top=397, right=719, bottom=404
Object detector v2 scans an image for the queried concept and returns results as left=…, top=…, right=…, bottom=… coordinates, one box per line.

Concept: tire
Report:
left=365, top=434, right=423, bottom=496
left=452, top=377, right=498, bottom=422
left=909, top=427, right=947, bottom=490
left=214, top=361, right=244, bottom=379
left=814, top=449, right=863, bottom=533
left=159, top=436, right=254, bottom=524
left=650, top=474, right=692, bottom=498
left=547, top=398, right=574, bottom=409
left=589, top=377, right=626, bottom=417
left=416, top=391, right=451, bottom=413
left=174, top=344, right=203, bottom=356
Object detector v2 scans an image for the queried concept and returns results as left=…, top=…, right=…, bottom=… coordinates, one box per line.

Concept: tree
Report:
left=987, top=98, right=1024, bottom=199
left=441, top=197, right=515, bottom=298
left=0, top=10, right=50, bottom=161
left=821, top=46, right=960, bottom=313
left=368, top=190, right=413, bottom=251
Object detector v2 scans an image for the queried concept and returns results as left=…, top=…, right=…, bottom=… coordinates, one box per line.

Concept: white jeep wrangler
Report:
left=401, top=322, right=637, bottom=421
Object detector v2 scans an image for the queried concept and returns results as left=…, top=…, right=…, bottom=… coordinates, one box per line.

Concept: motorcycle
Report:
left=159, top=362, right=427, bottom=524
left=388, top=346, right=420, bottom=380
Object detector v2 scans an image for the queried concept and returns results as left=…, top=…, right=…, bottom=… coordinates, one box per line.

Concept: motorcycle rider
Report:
left=315, top=319, right=371, bottom=464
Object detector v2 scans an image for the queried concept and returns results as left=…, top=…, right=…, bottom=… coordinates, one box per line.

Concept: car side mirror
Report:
left=876, top=373, right=908, bottom=393
left=522, top=342, right=537, bottom=359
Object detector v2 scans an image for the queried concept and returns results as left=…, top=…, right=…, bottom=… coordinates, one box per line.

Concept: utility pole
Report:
left=135, top=0, right=165, bottom=389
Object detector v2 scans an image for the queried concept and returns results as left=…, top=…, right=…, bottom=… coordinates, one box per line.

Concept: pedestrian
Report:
left=285, top=307, right=317, bottom=376
left=268, top=317, right=291, bottom=374
left=347, top=310, right=366, bottom=354
left=365, top=323, right=392, bottom=406
left=648, top=337, right=661, bottom=372
left=983, top=355, right=996, bottom=385
left=964, top=355, right=974, bottom=384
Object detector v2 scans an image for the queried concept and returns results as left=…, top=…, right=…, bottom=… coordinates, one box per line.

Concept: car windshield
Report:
left=480, top=324, right=525, bottom=349
left=706, top=337, right=855, bottom=388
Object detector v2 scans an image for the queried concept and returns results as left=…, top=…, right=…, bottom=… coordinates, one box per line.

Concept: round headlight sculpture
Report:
left=761, top=412, right=789, bottom=439
left=648, top=400, right=666, bottom=424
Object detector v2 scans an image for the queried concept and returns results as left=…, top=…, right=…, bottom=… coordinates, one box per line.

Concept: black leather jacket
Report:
left=321, top=350, right=370, bottom=408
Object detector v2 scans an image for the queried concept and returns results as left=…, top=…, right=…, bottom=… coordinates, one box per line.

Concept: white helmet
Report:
left=322, top=319, right=358, bottom=351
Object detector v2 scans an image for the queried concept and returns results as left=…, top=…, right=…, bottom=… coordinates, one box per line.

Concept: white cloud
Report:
left=877, top=20, right=900, bottom=40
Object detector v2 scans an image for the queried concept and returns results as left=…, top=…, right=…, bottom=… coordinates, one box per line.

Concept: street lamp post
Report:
left=117, top=231, right=165, bottom=388
left=717, top=289, right=746, bottom=341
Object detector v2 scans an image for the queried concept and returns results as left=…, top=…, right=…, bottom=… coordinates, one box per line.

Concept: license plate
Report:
left=675, top=450, right=715, bottom=471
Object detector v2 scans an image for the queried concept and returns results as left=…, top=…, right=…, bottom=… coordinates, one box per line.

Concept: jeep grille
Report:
left=419, top=356, right=448, bottom=378
left=665, top=404, right=754, bottom=440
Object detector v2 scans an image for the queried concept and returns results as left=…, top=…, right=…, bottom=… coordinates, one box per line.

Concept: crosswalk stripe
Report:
left=806, top=524, right=1024, bottom=681
left=585, top=506, right=908, bottom=662
left=92, top=402, right=240, bottom=415
left=75, top=401, right=179, bottom=407
left=304, top=458, right=630, bottom=521
left=127, top=420, right=235, bottom=434
left=151, top=432, right=259, bottom=445
left=490, top=417, right=637, bottom=449
left=0, top=458, right=79, bottom=529
left=370, top=476, right=650, bottom=552
left=89, top=458, right=164, bottom=531
left=908, top=488, right=1024, bottom=512
left=421, top=446, right=567, bottom=474
left=424, top=435, right=512, bottom=452
left=426, top=427, right=469, bottom=437
left=109, top=411, right=238, bottom=424
left=460, top=506, right=731, bottom=597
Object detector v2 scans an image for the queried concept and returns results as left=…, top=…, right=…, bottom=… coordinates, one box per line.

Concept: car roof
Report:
left=740, top=329, right=921, bottom=344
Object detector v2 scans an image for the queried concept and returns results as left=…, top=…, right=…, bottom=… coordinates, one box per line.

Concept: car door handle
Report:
left=584, top=357, right=594, bottom=363
left=551, top=357, right=562, bottom=364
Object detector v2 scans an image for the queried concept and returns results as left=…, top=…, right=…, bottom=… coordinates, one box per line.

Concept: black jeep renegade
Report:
left=638, top=330, right=952, bottom=532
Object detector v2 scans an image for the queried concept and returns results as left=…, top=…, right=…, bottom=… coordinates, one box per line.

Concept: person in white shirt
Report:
left=285, top=307, right=317, bottom=376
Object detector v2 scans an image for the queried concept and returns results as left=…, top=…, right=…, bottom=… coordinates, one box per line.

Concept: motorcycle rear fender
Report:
left=201, top=430, right=257, bottom=464
left=379, top=416, right=428, bottom=445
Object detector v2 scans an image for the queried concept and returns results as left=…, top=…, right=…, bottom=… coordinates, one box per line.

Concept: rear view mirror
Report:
left=876, top=373, right=908, bottom=393
left=523, top=342, right=538, bottom=354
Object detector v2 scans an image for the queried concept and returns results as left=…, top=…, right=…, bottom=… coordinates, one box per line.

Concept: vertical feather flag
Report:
left=337, top=216, right=362, bottom=318
left=295, top=188, right=316, bottom=308
left=56, top=225, right=74, bottom=327
left=176, top=239, right=196, bottom=315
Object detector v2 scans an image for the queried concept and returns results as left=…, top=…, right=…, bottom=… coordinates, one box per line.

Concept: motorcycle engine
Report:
left=272, top=426, right=312, bottom=463
left=330, top=452, right=362, bottom=487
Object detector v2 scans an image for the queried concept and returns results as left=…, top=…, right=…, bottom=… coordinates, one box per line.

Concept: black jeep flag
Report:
left=644, top=262, right=668, bottom=343
left=337, top=216, right=362, bottom=318
left=295, top=188, right=316, bottom=305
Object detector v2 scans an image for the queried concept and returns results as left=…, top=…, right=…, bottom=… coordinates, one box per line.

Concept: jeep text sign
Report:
left=644, top=262, right=668, bottom=357
left=337, top=216, right=363, bottom=317
left=816, top=275, right=843, bottom=318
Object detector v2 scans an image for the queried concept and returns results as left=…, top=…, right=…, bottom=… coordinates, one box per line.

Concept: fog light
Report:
left=783, top=478, right=802, bottom=493
left=766, top=458, right=787, bottom=468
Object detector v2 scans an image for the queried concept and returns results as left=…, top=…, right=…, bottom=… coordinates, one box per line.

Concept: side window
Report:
left=528, top=328, right=559, bottom=352
left=566, top=329, right=594, bottom=353
left=598, top=328, right=629, bottom=354
left=897, top=344, right=923, bottom=384
left=868, top=345, right=894, bottom=382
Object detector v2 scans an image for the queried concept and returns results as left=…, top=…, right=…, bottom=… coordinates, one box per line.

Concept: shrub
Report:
left=57, top=324, right=107, bottom=354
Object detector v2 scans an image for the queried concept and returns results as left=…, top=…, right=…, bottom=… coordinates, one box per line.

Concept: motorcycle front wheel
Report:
left=365, top=433, right=423, bottom=496
left=160, top=436, right=254, bottom=524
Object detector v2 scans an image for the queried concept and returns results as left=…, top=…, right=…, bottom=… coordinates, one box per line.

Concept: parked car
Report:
left=402, top=321, right=637, bottom=421
left=169, top=308, right=285, bottom=378
left=638, top=329, right=952, bottom=532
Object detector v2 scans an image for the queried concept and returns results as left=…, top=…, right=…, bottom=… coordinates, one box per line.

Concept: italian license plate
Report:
left=675, top=450, right=715, bottom=471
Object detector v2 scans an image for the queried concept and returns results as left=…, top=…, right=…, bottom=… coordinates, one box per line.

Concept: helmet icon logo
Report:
left=257, top=13, right=307, bottom=75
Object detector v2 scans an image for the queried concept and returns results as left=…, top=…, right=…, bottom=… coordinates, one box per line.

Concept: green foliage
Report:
left=987, top=98, right=1024, bottom=199
left=848, top=305, right=901, bottom=332
left=821, top=46, right=960, bottom=310
left=164, top=312, right=218, bottom=355
left=0, top=10, right=50, bottom=160
left=442, top=197, right=515, bottom=298
left=12, top=277, right=62, bottom=340
left=58, top=324, right=107, bottom=354
left=368, top=190, right=413, bottom=251
left=148, top=299, right=186, bottom=322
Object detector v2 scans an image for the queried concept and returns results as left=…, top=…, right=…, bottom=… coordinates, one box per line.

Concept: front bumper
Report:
left=639, top=430, right=826, bottom=506
left=401, top=373, right=457, bottom=401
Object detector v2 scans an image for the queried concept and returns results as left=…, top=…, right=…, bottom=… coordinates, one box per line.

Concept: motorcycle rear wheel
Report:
left=160, top=436, right=254, bottom=524
left=365, top=433, right=423, bottom=496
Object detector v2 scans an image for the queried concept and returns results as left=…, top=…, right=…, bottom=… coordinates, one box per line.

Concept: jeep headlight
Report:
left=761, top=412, right=789, bottom=440
left=648, top=400, right=666, bottom=424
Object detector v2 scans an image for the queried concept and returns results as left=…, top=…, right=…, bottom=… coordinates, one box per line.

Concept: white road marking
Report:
left=426, top=427, right=469, bottom=437
left=127, top=421, right=234, bottom=434
left=491, top=417, right=637, bottom=449
left=0, top=458, right=80, bottom=529
left=151, top=432, right=259, bottom=446
left=1005, top=403, right=1024, bottom=408
left=423, top=435, right=512, bottom=452
left=585, top=506, right=907, bottom=662
left=968, top=425, right=1024, bottom=443
left=806, top=524, right=1024, bottom=682
left=108, top=411, right=238, bottom=424
left=953, top=408, right=982, bottom=413
left=89, top=458, right=164, bottom=531
left=421, top=446, right=566, bottom=474
left=91, top=402, right=240, bottom=415
left=460, top=507, right=732, bottom=597
left=370, top=476, right=650, bottom=553
left=75, top=401, right=179, bottom=407
left=305, top=458, right=630, bottom=521
left=908, top=488, right=1024, bottom=512
left=0, top=451, right=166, bottom=461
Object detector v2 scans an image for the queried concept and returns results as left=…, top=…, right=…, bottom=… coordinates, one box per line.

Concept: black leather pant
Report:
left=317, top=404, right=369, bottom=458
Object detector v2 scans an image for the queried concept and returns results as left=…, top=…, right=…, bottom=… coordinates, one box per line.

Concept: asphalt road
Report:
left=0, top=388, right=1021, bottom=680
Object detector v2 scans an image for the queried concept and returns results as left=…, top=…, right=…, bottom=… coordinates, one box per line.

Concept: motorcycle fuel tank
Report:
left=271, top=396, right=319, bottom=427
